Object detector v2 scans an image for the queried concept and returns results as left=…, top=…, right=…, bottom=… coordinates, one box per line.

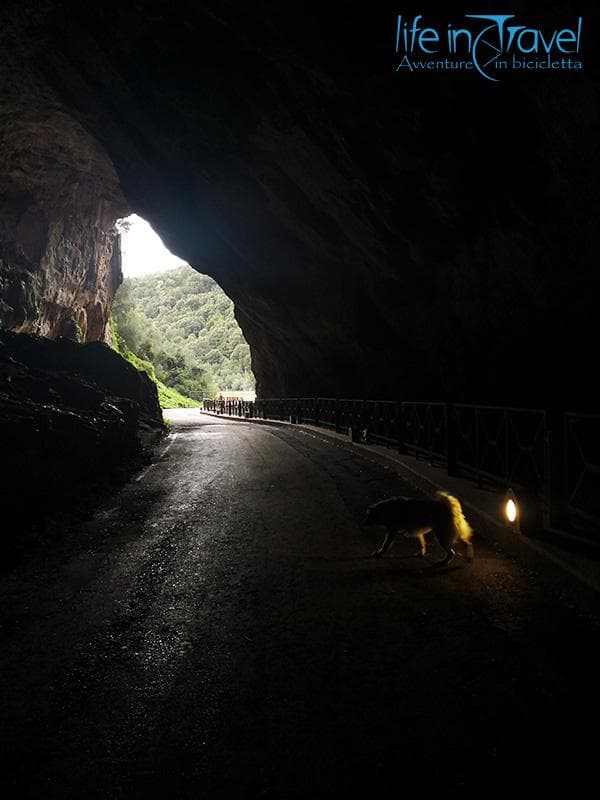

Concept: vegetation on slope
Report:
left=110, top=265, right=254, bottom=408
left=110, top=317, right=198, bottom=409
left=120, top=266, right=254, bottom=392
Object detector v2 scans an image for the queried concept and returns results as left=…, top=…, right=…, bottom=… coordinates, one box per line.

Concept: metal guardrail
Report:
left=565, top=412, right=600, bottom=527
left=402, top=401, right=448, bottom=464
left=452, top=405, right=547, bottom=498
left=200, top=396, right=598, bottom=537
left=364, top=400, right=400, bottom=447
left=203, top=398, right=254, bottom=418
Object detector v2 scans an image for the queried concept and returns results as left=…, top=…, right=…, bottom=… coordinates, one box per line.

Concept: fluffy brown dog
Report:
left=365, top=491, right=474, bottom=566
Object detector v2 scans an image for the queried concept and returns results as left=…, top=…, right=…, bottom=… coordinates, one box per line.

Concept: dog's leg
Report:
left=372, top=528, right=396, bottom=558
left=451, top=542, right=475, bottom=561
left=404, top=527, right=430, bottom=558
left=434, top=547, right=456, bottom=568
left=430, top=522, right=457, bottom=567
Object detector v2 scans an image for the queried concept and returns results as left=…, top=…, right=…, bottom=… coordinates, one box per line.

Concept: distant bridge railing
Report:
left=201, top=397, right=598, bottom=538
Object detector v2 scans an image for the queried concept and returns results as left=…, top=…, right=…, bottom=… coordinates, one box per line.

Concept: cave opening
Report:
left=113, top=214, right=256, bottom=408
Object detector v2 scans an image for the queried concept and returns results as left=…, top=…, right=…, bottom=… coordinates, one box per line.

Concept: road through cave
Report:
left=1, top=410, right=598, bottom=798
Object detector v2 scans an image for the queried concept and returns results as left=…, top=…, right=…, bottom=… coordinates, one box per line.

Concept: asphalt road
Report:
left=2, top=410, right=599, bottom=798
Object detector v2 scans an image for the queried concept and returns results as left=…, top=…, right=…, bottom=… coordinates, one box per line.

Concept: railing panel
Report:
left=316, top=398, right=338, bottom=430
left=453, top=405, right=546, bottom=497
left=338, top=399, right=365, bottom=435
left=365, top=400, right=400, bottom=447
left=565, top=413, right=600, bottom=528
left=401, top=402, right=447, bottom=464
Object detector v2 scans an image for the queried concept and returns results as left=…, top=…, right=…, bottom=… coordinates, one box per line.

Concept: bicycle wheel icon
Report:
left=467, top=14, right=514, bottom=81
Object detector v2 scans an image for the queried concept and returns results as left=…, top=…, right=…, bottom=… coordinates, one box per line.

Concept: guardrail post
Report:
left=504, top=407, right=509, bottom=483
left=362, top=399, right=367, bottom=442
left=398, top=401, right=406, bottom=454
left=426, top=404, right=434, bottom=465
left=546, top=409, right=567, bottom=530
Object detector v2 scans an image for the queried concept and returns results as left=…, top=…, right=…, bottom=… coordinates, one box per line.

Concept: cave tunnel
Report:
left=1, top=1, right=598, bottom=411
left=2, top=4, right=600, bottom=798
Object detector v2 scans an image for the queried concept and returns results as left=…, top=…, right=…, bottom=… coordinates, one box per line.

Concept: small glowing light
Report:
left=506, top=498, right=517, bottom=523
left=503, top=488, right=520, bottom=532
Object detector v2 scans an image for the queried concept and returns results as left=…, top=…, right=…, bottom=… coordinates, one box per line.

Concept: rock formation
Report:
left=0, top=330, right=164, bottom=530
left=0, top=2, right=599, bottom=408
left=0, top=53, right=127, bottom=341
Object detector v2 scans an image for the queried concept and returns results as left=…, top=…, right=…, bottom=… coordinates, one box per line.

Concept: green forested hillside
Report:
left=111, top=266, right=254, bottom=400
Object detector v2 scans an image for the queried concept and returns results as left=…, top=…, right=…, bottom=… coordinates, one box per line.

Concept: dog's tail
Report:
left=437, top=491, right=474, bottom=559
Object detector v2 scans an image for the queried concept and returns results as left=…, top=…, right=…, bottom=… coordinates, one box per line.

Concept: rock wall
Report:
left=0, top=20, right=127, bottom=341
left=1, top=2, right=599, bottom=408
left=0, top=329, right=164, bottom=530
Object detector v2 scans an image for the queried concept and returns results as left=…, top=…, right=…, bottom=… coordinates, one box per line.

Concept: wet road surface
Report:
left=2, top=410, right=599, bottom=797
